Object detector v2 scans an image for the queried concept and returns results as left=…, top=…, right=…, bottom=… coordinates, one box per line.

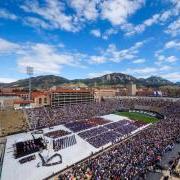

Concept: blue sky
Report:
left=0, top=0, right=179, bottom=83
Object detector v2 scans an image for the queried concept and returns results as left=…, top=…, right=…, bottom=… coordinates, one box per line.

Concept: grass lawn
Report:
left=115, top=111, right=158, bottom=124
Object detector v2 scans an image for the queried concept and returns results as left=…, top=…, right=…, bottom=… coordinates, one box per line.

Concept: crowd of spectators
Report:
left=26, top=98, right=174, bottom=130
left=24, top=97, right=180, bottom=178
left=57, top=98, right=180, bottom=179
left=25, top=101, right=123, bottom=129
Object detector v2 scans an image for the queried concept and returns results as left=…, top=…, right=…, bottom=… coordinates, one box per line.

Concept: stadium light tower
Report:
left=27, top=66, right=34, bottom=100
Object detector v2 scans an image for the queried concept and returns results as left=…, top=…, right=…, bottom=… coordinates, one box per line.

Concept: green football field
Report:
left=115, top=111, right=159, bottom=123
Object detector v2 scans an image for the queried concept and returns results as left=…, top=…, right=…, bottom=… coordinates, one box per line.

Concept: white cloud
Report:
left=23, top=17, right=51, bottom=29
left=123, top=65, right=172, bottom=78
left=0, top=38, right=144, bottom=75
left=157, top=55, right=165, bottom=61
left=21, top=0, right=79, bottom=32
left=159, top=10, right=173, bottom=22
left=69, top=0, right=98, bottom=20
left=21, top=0, right=99, bottom=32
left=160, top=65, right=172, bottom=71
left=144, top=14, right=160, bottom=26
left=169, top=0, right=180, bottom=12
left=133, top=58, right=145, bottom=64
left=88, top=66, right=178, bottom=82
left=165, top=18, right=180, bottom=36
left=0, top=38, right=20, bottom=53
left=17, top=43, right=86, bottom=74
left=88, top=71, right=113, bottom=78
left=165, top=40, right=180, bottom=49
left=102, top=28, right=118, bottom=40
left=20, top=0, right=145, bottom=33
left=121, top=0, right=180, bottom=37
left=124, top=67, right=158, bottom=75
left=101, top=0, right=144, bottom=25
left=0, top=9, right=17, bottom=20
left=90, top=29, right=101, bottom=37
left=155, top=51, right=178, bottom=64
left=0, top=37, right=86, bottom=74
left=0, top=77, right=17, bottom=83
left=166, top=56, right=178, bottom=62
left=2, top=0, right=179, bottom=38
left=154, top=39, right=179, bottom=65
left=90, top=56, right=106, bottom=63
left=90, top=41, right=145, bottom=64
left=122, top=10, right=175, bottom=36
left=161, top=72, right=180, bottom=82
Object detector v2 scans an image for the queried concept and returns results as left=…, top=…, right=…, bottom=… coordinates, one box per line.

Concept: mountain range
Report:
left=0, top=73, right=179, bottom=89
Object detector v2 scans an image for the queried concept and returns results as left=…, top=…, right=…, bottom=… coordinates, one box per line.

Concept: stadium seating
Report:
left=57, top=98, right=180, bottom=179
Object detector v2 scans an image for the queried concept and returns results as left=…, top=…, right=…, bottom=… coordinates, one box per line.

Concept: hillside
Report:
left=0, top=73, right=177, bottom=89
left=138, top=76, right=174, bottom=87
left=73, top=73, right=174, bottom=87
left=0, top=75, right=69, bottom=89
left=72, top=73, right=139, bottom=86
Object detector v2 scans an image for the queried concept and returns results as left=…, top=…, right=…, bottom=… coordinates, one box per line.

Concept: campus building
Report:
left=127, top=83, right=137, bottom=96
left=50, top=88, right=94, bottom=107
left=94, top=88, right=118, bottom=102
left=31, top=91, right=50, bottom=107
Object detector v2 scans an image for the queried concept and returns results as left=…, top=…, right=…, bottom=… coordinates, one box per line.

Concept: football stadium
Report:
left=0, top=1, right=180, bottom=180
left=0, top=97, right=180, bottom=180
